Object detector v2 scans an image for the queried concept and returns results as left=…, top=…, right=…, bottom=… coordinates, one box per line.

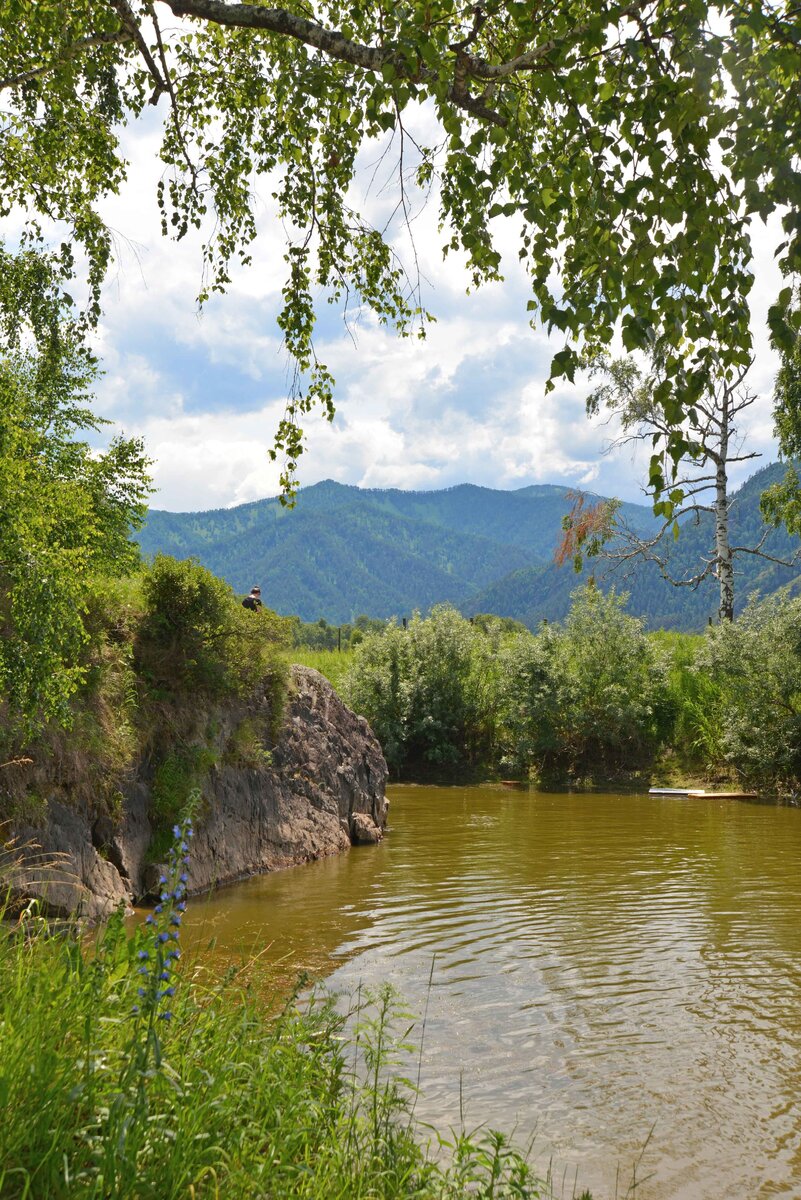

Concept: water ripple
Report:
left=185, top=786, right=801, bottom=1200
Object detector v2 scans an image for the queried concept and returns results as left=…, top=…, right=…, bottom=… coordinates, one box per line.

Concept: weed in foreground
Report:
left=0, top=810, right=558, bottom=1199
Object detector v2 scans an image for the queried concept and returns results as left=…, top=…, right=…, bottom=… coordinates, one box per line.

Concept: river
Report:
left=179, top=784, right=801, bottom=1199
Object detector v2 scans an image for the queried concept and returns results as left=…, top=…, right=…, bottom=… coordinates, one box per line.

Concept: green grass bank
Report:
left=0, top=823, right=560, bottom=1200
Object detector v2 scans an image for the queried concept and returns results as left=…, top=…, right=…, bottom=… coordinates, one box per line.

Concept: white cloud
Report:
left=66, top=107, right=785, bottom=511
left=133, top=406, right=286, bottom=511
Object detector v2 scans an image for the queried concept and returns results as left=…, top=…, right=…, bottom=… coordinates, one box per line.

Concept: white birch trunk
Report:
left=715, top=388, right=734, bottom=622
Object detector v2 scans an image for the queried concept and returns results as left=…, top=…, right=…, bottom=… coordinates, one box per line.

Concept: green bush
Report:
left=542, top=586, right=673, bottom=774
left=136, top=555, right=288, bottom=708
left=696, top=591, right=801, bottom=793
left=341, top=620, right=413, bottom=771
left=655, top=632, right=723, bottom=771
left=495, top=631, right=559, bottom=776
left=496, top=587, right=672, bottom=779
left=343, top=606, right=497, bottom=773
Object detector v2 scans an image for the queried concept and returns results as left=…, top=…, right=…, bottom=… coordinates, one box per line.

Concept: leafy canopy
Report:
left=3, top=0, right=801, bottom=496
left=761, top=290, right=801, bottom=535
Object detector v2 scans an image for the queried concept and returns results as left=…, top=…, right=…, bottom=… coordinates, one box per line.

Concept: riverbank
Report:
left=4, top=665, right=388, bottom=922
left=0, top=838, right=551, bottom=1200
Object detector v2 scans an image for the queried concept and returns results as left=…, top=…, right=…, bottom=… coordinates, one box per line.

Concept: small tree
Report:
left=560, top=356, right=799, bottom=621
left=342, top=606, right=496, bottom=774
left=0, top=343, right=150, bottom=744
left=497, top=585, right=671, bottom=777
left=495, top=631, right=559, bottom=777
left=341, top=620, right=413, bottom=773
left=545, top=585, right=671, bottom=774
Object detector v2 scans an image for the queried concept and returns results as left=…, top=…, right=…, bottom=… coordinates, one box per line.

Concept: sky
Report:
left=85, top=108, right=784, bottom=514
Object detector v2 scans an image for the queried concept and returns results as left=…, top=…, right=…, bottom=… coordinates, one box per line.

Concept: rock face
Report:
left=10, top=667, right=388, bottom=921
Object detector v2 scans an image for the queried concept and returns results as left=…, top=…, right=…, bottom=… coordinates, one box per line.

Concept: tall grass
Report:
left=0, top=820, right=555, bottom=1200
left=288, top=647, right=353, bottom=694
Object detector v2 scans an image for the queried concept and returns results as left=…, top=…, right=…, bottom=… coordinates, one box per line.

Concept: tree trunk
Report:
left=715, top=389, right=734, bottom=622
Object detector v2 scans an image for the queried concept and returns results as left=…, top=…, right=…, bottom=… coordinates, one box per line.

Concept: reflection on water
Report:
left=180, top=786, right=801, bottom=1199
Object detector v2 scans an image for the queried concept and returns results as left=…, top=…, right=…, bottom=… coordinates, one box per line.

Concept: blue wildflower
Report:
left=158, top=931, right=170, bottom=944
left=138, top=987, right=146, bottom=998
left=137, top=950, right=150, bottom=961
left=131, top=1005, right=140, bottom=1015
left=172, top=825, right=181, bottom=838
left=160, top=1011, right=173, bottom=1021
left=145, top=915, right=156, bottom=926
left=159, top=970, right=170, bottom=980
left=138, top=966, right=149, bottom=976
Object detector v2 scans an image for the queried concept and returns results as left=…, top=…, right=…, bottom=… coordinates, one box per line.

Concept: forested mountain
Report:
left=137, top=467, right=801, bottom=630
left=464, top=465, right=801, bottom=629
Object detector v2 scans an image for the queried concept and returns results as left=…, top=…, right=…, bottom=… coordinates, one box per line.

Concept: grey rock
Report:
left=8, top=666, right=388, bottom=918
left=350, top=812, right=383, bottom=844
left=12, top=798, right=130, bottom=922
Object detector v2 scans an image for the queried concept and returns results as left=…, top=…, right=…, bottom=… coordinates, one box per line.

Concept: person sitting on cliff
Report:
left=242, top=585, right=263, bottom=612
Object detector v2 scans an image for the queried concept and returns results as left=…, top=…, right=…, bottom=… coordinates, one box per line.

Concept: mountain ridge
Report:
left=136, top=464, right=801, bottom=630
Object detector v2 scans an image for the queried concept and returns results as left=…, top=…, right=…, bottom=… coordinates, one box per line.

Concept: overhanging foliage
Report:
left=2, top=1, right=800, bottom=497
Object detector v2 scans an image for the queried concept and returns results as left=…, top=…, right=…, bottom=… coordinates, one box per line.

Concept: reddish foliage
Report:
left=554, top=491, right=614, bottom=568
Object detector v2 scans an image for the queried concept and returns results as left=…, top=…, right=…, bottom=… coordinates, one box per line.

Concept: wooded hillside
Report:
left=137, top=467, right=801, bottom=630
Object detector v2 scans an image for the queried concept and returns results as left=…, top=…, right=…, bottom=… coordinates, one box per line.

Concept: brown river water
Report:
left=178, top=785, right=801, bottom=1199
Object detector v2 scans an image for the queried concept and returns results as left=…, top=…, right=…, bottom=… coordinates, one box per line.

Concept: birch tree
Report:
left=2, top=1, right=801, bottom=499
left=560, top=357, right=799, bottom=621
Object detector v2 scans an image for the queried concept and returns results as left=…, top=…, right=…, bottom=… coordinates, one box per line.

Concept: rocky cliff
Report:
left=9, top=666, right=388, bottom=921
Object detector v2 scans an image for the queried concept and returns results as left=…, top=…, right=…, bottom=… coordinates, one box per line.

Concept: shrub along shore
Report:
left=322, top=585, right=801, bottom=798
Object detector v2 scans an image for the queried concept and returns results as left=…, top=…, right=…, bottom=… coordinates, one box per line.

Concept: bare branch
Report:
left=108, top=0, right=168, bottom=101
left=600, top=526, right=718, bottom=588
left=729, top=538, right=801, bottom=567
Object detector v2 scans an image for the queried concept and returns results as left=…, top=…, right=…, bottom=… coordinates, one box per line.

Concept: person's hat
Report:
left=250, top=586, right=261, bottom=594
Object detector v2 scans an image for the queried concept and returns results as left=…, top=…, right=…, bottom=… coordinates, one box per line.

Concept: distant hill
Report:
left=463, top=464, right=801, bottom=629
left=136, top=466, right=801, bottom=630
